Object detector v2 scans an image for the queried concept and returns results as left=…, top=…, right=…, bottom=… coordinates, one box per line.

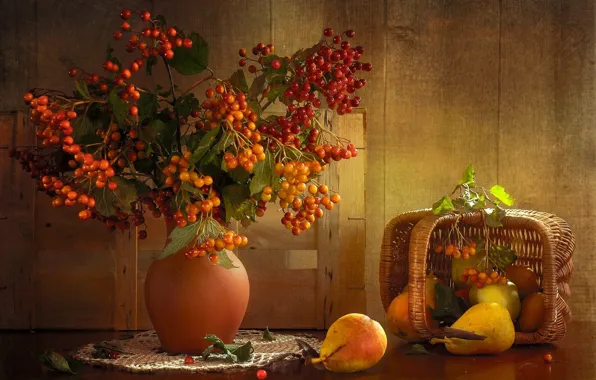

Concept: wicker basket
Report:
left=379, top=209, right=575, bottom=344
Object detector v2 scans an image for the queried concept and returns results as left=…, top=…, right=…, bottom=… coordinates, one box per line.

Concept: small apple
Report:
left=469, top=281, right=521, bottom=321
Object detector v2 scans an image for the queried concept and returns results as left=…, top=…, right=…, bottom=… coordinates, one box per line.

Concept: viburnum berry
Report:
left=543, top=353, right=553, bottom=363
left=271, top=60, right=281, bottom=70
left=164, top=50, right=174, bottom=60
left=120, top=9, right=131, bottom=20
left=129, top=106, right=138, bottom=116
left=184, top=356, right=194, bottom=365
left=256, top=369, right=268, bottom=379
left=140, top=10, right=151, bottom=21
left=183, top=38, right=193, bottom=48
left=323, top=28, right=334, bottom=37
left=68, top=68, right=78, bottom=77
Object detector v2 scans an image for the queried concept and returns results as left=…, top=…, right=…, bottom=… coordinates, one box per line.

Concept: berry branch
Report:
left=162, top=56, right=182, bottom=151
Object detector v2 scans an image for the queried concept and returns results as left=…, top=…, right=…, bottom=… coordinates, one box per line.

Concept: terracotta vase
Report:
left=144, top=222, right=250, bottom=354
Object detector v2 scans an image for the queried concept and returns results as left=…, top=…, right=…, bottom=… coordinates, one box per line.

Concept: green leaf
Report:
left=405, top=344, right=431, bottom=355
left=133, top=158, right=155, bottom=174
left=148, top=119, right=175, bottom=151
left=248, top=100, right=262, bottom=118
left=201, top=334, right=253, bottom=362
left=489, top=185, right=515, bottom=207
left=231, top=342, right=253, bottom=362
left=75, top=80, right=92, bottom=99
left=222, top=184, right=251, bottom=222
left=108, top=89, right=128, bottom=125
left=168, top=32, right=209, bottom=75
left=146, top=56, right=157, bottom=75
left=111, top=177, right=140, bottom=211
left=267, top=84, right=289, bottom=103
left=181, top=181, right=203, bottom=196
left=263, top=327, right=276, bottom=341
left=217, top=250, right=239, bottom=269
left=458, top=164, right=476, bottom=187
left=190, top=126, right=221, bottom=165
left=105, top=45, right=122, bottom=68
left=155, top=14, right=167, bottom=25
left=73, top=116, right=103, bottom=144
left=488, top=245, right=518, bottom=270
left=227, top=166, right=251, bottom=183
left=249, top=150, right=275, bottom=195
left=248, top=74, right=267, bottom=101
left=39, top=350, right=75, bottom=374
left=432, top=195, right=454, bottom=215
left=158, top=222, right=200, bottom=259
left=229, top=69, right=249, bottom=93
left=431, top=283, right=468, bottom=325
left=484, top=207, right=505, bottom=227
left=138, top=92, right=158, bottom=121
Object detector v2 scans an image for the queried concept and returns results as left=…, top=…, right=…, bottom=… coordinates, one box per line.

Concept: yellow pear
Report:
left=469, top=281, right=521, bottom=321
left=311, top=313, right=387, bottom=373
left=431, top=303, right=515, bottom=355
left=518, top=292, right=545, bottom=332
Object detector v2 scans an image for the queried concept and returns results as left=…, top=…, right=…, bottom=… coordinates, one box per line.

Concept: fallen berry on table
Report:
left=184, top=356, right=195, bottom=364
left=256, top=369, right=268, bottom=379
left=544, top=353, right=553, bottom=363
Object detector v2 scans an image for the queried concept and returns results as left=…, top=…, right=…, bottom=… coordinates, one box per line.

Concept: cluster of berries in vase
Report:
left=10, top=9, right=371, bottom=265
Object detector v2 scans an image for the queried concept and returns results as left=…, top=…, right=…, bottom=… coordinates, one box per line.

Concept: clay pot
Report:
left=144, top=224, right=250, bottom=354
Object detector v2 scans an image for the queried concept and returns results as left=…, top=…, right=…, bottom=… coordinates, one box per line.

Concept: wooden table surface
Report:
left=1, top=322, right=594, bottom=379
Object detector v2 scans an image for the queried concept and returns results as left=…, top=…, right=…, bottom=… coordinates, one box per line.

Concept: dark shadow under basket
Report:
left=379, top=209, right=575, bottom=345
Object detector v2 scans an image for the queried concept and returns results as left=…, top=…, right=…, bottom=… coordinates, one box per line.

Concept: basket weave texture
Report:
left=379, top=209, right=575, bottom=345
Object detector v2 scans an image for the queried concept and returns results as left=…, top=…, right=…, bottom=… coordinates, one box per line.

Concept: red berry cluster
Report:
left=24, top=94, right=77, bottom=149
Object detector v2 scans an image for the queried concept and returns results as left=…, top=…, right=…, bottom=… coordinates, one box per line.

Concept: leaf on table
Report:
left=444, top=327, right=487, bottom=341
left=202, top=334, right=253, bottom=362
left=295, top=339, right=324, bottom=370
left=489, top=185, right=515, bottom=207
left=432, top=195, right=454, bottom=215
left=431, top=283, right=468, bottom=325
left=405, top=344, right=431, bottom=355
left=263, top=327, right=276, bottom=341
left=488, top=245, right=518, bottom=270
left=158, top=222, right=200, bottom=259
left=39, top=350, right=76, bottom=374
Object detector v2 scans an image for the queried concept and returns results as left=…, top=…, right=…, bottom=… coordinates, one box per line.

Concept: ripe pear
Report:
left=518, top=292, right=545, bottom=332
left=469, top=281, right=521, bottom=321
left=431, top=303, right=515, bottom=355
left=311, top=313, right=387, bottom=373
left=505, top=265, right=540, bottom=300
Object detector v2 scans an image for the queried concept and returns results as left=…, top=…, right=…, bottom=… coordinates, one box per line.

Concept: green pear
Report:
left=469, top=281, right=521, bottom=321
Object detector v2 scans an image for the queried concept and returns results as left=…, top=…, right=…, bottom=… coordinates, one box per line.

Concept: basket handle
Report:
left=407, top=213, right=467, bottom=338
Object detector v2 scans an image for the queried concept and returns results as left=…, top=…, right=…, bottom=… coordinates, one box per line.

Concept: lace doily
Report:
left=75, top=330, right=321, bottom=374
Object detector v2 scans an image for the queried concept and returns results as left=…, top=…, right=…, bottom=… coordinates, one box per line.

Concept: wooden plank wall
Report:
left=0, top=0, right=595, bottom=328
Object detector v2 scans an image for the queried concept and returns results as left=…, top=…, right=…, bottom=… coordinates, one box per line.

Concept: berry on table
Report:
left=256, top=369, right=268, bottom=379
left=184, top=355, right=195, bottom=364
left=543, top=353, right=553, bottom=363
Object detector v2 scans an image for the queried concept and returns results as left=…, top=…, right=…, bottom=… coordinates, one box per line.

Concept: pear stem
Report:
left=310, top=357, right=324, bottom=364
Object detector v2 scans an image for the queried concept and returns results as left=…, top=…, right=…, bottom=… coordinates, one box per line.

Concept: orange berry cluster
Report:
left=184, top=231, right=249, bottom=261
left=434, top=241, right=477, bottom=260
left=200, top=85, right=260, bottom=141
left=70, top=153, right=117, bottom=189
left=223, top=143, right=265, bottom=172
left=462, top=268, right=508, bottom=289
left=271, top=160, right=340, bottom=235
left=24, top=94, right=78, bottom=150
